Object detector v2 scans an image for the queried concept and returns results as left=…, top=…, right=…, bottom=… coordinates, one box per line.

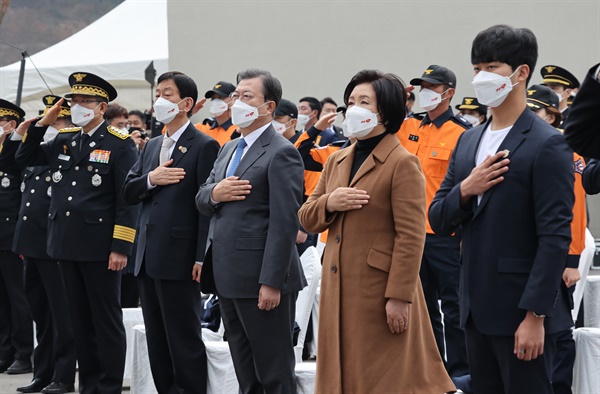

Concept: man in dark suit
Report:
left=0, top=99, right=33, bottom=375
left=122, top=71, right=219, bottom=394
left=429, top=25, right=574, bottom=394
left=196, top=69, right=306, bottom=394
left=15, top=72, right=139, bottom=394
left=564, top=63, right=600, bottom=159
left=4, top=96, right=76, bottom=394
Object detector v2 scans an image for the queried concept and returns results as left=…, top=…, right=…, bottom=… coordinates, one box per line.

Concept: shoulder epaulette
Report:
left=107, top=125, right=130, bottom=140
left=451, top=114, right=472, bottom=129
left=59, top=127, right=81, bottom=134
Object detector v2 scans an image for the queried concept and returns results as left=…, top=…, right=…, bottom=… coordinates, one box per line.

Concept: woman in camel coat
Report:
left=298, top=70, right=455, bottom=393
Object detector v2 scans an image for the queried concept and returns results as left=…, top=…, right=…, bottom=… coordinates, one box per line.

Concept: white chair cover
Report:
left=573, top=229, right=596, bottom=321
left=573, top=327, right=600, bottom=393
left=295, top=246, right=322, bottom=363
left=122, top=308, right=144, bottom=381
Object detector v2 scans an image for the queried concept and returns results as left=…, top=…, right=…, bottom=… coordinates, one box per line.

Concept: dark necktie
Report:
left=80, top=133, right=90, bottom=152
left=227, top=138, right=247, bottom=177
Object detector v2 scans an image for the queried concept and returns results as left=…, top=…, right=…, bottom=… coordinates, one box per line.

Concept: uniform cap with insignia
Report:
left=540, top=65, right=580, bottom=89
left=0, top=99, right=25, bottom=121
left=204, top=81, right=236, bottom=99
left=455, top=97, right=488, bottom=114
left=64, top=72, right=118, bottom=102
left=274, top=98, right=298, bottom=119
left=526, top=84, right=562, bottom=127
left=40, top=95, right=71, bottom=118
left=410, top=64, right=457, bottom=88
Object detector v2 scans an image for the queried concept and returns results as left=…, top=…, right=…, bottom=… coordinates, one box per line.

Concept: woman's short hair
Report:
left=343, top=70, right=407, bottom=134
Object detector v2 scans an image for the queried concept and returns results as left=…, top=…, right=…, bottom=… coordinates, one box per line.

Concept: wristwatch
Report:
left=532, top=312, right=546, bottom=318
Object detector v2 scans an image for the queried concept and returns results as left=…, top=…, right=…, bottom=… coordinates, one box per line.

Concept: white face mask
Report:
left=272, top=120, right=292, bottom=134
left=555, top=91, right=564, bottom=104
left=342, top=105, right=380, bottom=138
left=461, top=114, right=482, bottom=127
left=419, top=88, right=449, bottom=112
left=0, top=126, right=4, bottom=136
left=297, top=114, right=311, bottom=129
left=210, top=98, right=229, bottom=117
left=231, top=99, right=270, bottom=128
left=153, top=97, right=185, bottom=124
left=472, top=66, right=521, bottom=108
left=43, top=125, right=59, bottom=143
left=71, top=103, right=100, bottom=127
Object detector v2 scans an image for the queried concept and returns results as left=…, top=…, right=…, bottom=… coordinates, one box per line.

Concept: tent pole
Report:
left=15, top=50, right=26, bottom=106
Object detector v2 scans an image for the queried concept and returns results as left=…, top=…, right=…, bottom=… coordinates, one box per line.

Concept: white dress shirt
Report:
left=147, top=121, right=190, bottom=189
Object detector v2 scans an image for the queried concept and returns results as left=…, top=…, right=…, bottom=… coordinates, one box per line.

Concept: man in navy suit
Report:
left=429, top=25, right=574, bottom=394
left=197, top=69, right=306, bottom=394
left=122, top=71, right=219, bottom=394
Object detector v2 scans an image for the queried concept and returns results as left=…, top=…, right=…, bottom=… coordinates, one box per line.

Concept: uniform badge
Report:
left=408, top=134, right=419, bottom=142
left=1, top=177, right=10, bottom=188
left=52, top=170, right=62, bottom=183
left=91, top=174, right=102, bottom=187
left=90, top=141, right=96, bottom=148
left=45, top=176, right=51, bottom=182
left=89, top=149, right=110, bottom=164
left=47, top=186, right=52, bottom=197
left=71, top=141, right=76, bottom=147
left=20, top=182, right=25, bottom=193
left=574, top=158, right=585, bottom=174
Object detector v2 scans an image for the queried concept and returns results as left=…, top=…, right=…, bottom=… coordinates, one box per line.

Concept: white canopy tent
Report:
left=0, top=0, right=168, bottom=117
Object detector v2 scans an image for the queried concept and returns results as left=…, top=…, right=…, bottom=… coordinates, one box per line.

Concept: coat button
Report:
left=25, top=202, right=30, bottom=207
left=331, top=265, right=338, bottom=273
left=335, top=235, right=341, bottom=243
left=75, top=166, right=79, bottom=171
left=72, top=181, right=76, bottom=186
left=30, top=189, right=35, bottom=194
left=22, top=216, right=27, bottom=221
left=66, top=211, right=70, bottom=216
left=68, top=196, right=73, bottom=201
left=99, top=218, right=102, bottom=223
left=35, top=176, right=40, bottom=180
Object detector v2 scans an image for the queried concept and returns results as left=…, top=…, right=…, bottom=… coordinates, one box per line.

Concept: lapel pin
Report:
left=501, top=149, right=510, bottom=158
left=90, top=141, right=96, bottom=147
left=71, top=141, right=76, bottom=147
left=179, top=146, right=187, bottom=153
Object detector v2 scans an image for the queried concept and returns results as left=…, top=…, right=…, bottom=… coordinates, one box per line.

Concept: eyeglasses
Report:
left=68, top=98, right=101, bottom=106
left=229, top=92, right=265, bottom=103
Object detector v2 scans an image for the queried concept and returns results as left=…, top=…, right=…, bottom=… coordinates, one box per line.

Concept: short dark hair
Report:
left=157, top=71, right=198, bottom=117
left=128, top=109, right=146, bottom=124
left=236, top=69, right=282, bottom=107
left=105, top=103, right=128, bottom=123
left=343, top=70, right=407, bottom=134
left=471, top=24, right=538, bottom=85
left=299, top=97, right=322, bottom=118
left=320, top=97, right=337, bottom=108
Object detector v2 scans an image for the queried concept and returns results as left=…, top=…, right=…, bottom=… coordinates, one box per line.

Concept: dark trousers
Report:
left=0, top=251, right=33, bottom=362
left=120, top=272, right=139, bottom=308
left=138, top=265, right=207, bottom=394
left=24, top=258, right=75, bottom=384
left=61, top=260, right=126, bottom=394
left=419, top=234, right=468, bottom=377
left=465, top=317, right=556, bottom=394
left=552, top=284, right=576, bottom=394
left=220, top=293, right=297, bottom=394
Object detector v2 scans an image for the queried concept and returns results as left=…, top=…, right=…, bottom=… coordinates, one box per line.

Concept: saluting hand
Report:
left=459, top=151, right=509, bottom=207
left=211, top=176, right=252, bottom=202
left=15, top=117, right=37, bottom=137
left=314, top=112, right=338, bottom=132
left=326, top=187, right=370, bottom=212
left=108, top=252, right=127, bottom=271
left=149, top=159, right=186, bottom=186
left=192, top=98, right=207, bottom=115
left=38, top=98, right=64, bottom=127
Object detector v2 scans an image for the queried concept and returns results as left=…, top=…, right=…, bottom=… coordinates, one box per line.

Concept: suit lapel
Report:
left=473, top=108, right=532, bottom=219
left=335, top=144, right=355, bottom=187
left=349, top=133, right=399, bottom=187
left=234, top=126, right=273, bottom=177
left=170, top=124, right=195, bottom=167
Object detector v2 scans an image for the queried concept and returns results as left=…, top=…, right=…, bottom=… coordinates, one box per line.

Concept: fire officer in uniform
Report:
left=195, top=81, right=239, bottom=146
left=396, top=65, right=471, bottom=379
left=0, top=99, right=33, bottom=375
left=540, top=65, right=580, bottom=127
left=14, top=72, right=139, bottom=394
left=2, top=96, right=77, bottom=394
